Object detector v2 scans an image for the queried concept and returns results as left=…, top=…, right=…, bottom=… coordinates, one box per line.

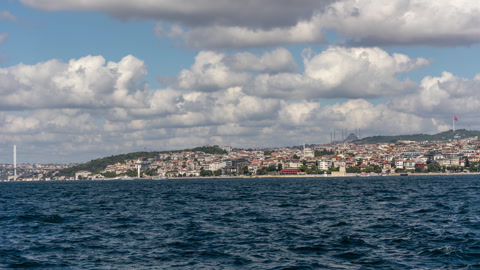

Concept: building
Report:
left=75, top=170, right=91, bottom=180
left=280, top=169, right=301, bottom=175
left=317, top=159, right=332, bottom=170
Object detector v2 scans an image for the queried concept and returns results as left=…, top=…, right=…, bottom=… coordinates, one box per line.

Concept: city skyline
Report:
left=1, top=1, right=480, bottom=163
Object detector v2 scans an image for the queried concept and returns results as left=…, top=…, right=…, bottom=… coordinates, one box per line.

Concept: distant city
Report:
left=2, top=131, right=480, bottom=181
left=0, top=163, right=77, bottom=181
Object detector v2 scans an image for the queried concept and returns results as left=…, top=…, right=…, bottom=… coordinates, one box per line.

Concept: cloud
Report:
left=107, top=86, right=283, bottom=132
left=0, top=33, right=8, bottom=45
left=225, top=48, right=298, bottom=73
left=19, top=0, right=328, bottom=28
left=183, top=17, right=326, bottom=49
left=319, top=99, right=437, bottom=136
left=0, top=109, right=102, bottom=149
left=322, top=0, right=480, bottom=47
left=175, top=51, right=251, bottom=92
left=0, top=11, right=17, bottom=23
left=246, top=47, right=429, bottom=99
left=174, top=47, right=428, bottom=99
left=20, top=0, right=480, bottom=48
left=0, top=95, right=442, bottom=163
left=0, top=55, right=148, bottom=110
left=154, top=23, right=185, bottom=39
left=0, top=48, right=469, bottom=163
left=278, top=101, right=321, bottom=127
left=388, top=72, right=480, bottom=120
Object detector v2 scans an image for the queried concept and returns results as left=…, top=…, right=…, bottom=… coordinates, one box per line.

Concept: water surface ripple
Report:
left=1, top=175, right=480, bottom=269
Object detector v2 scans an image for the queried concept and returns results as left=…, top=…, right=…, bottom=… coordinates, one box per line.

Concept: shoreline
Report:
left=166, top=171, right=480, bottom=180
left=2, top=171, right=479, bottom=182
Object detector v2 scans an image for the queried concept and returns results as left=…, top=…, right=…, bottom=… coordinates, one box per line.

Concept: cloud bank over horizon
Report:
left=0, top=47, right=475, bottom=162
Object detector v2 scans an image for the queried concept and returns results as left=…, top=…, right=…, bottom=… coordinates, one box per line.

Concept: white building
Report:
left=395, top=160, right=404, bottom=169
left=75, top=171, right=91, bottom=180
left=303, top=147, right=314, bottom=159
left=317, top=160, right=333, bottom=170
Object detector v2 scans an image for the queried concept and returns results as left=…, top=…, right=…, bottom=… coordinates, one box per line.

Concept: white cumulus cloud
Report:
left=389, top=72, right=480, bottom=120
left=247, top=47, right=429, bottom=99
left=0, top=47, right=471, bottom=163
left=176, top=51, right=251, bottom=92
left=0, top=55, right=148, bottom=110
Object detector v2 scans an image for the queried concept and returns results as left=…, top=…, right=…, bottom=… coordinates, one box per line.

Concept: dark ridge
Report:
left=354, top=129, right=480, bottom=144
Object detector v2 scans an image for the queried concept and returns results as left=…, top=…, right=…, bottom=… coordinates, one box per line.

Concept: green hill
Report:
left=355, top=129, right=480, bottom=144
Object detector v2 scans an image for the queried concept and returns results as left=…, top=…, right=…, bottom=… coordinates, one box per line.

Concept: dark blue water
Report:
left=1, top=176, right=480, bottom=269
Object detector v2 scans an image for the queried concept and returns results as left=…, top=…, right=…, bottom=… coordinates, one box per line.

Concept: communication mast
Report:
left=13, top=145, right=17, bottom=181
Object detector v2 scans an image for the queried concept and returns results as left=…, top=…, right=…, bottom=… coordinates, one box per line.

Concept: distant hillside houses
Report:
left=64, top=136, right=480, bottom=180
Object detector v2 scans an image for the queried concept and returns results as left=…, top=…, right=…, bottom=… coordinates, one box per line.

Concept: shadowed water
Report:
left=1, top=175, right=480, bottom=269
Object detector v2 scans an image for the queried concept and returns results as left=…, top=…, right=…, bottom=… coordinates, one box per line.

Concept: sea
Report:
left=1, top=175, right=480, bottom=269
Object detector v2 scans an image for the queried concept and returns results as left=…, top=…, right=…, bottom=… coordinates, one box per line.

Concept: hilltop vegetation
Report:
left=58, top=145, right=227, bottom=176
left=355, top=129, right=480, bottom=144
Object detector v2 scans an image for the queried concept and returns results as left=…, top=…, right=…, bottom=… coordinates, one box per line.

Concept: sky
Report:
left=2, top=0, right=480, bottom=164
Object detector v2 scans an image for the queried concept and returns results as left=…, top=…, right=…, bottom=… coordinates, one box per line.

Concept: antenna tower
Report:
left=13, top=145, right=17, bottom=181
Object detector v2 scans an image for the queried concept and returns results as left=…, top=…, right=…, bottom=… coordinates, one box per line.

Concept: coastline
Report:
left=166, top=171, right=480, bottom=180
left=3, top=172, right=479, bottom=182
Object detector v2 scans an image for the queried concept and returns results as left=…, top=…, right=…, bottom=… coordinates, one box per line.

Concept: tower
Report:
left=13, top=145, right=17, bottom=181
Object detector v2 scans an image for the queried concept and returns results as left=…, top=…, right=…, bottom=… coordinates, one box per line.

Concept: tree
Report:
left=242, top=165, right=249, bottom=175
left=190, top=146, right=227, bottom=154
left=256, top=167, right=267, bottom=175
left=300, top=165, right=308, bottom=172
left=427, top=163, right=441, bottom=172
left=293, top=154, right=300, bottom=159
left=103, top=171, right=117, bottom=178
left=144, top=168, right=157, bottom=176
left=200, top=169, right=213, bottom=176
left=363, top=166, right=373, bottom=173
left=277, top=163, right=283, bottom=171
left=346, top=166, right=361, bottom=173
left=126, top=170, right=137, bottom=177
left=372, top=165, right=382, bottom=173
left=315, top=150, right=334, bottom=156
left=469, top=161, right=480, bottom=172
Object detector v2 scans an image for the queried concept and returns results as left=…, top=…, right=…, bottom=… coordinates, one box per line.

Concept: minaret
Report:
left=13, top=145, right=17, bottom=181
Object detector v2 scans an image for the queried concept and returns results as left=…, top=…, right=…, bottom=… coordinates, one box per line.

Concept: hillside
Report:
left=58, top=145, right=226, bottom=176
left=58, top=130, right=480, bottom=176
left=355, top=129, right=480, bottom=144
